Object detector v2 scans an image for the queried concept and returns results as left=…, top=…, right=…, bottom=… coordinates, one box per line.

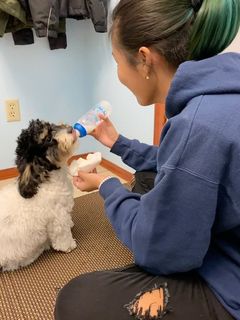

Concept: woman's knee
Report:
left=54, top=272, right=102, bottom=320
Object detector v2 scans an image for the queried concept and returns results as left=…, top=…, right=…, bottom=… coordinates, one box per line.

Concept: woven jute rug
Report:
left=0, top=191, right=134, bottom=320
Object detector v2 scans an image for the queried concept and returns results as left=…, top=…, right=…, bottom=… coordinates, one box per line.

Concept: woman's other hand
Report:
left=73, top=171, right=112, bottom=192
left=90, top=114, right=119, bottom=149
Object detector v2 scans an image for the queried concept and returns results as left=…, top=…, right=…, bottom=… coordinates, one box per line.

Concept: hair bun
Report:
left=191, top=0, right=203, bottom=12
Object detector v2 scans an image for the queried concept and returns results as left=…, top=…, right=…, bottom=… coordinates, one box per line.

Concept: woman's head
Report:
left=110, top=0, right=240, bottom=105
left=111, top=0, right=240, bottom=65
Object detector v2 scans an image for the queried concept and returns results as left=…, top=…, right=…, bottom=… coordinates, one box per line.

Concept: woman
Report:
left=55, top=0, right=240, bottom=319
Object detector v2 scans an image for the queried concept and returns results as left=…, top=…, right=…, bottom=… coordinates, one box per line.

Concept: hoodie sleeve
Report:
left=99, top=167, right=218, bottom=275
left=110, top=135, right=159, bottom=172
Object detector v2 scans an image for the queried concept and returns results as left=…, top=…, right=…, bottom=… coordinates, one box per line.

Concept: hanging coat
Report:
left=13, top=0, right=67, bottom=49
left=0, top=0, right=27, bottom=36
left=28, top=0, right=108, bottom=38
left=60, top=0, right=108, bottom=32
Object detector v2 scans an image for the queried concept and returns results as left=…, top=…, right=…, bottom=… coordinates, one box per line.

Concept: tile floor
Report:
left=0, top=165, right=127, bottom=199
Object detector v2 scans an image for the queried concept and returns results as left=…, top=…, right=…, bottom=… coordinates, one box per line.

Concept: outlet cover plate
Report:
left=5, top=99, right=21, bottom=122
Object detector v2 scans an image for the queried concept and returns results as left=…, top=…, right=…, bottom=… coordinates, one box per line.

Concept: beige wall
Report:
left=224, top=31, right=240, bottom=53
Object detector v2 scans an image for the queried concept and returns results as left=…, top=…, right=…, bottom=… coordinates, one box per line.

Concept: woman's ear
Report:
left=138, top=46, right=153, bottom=78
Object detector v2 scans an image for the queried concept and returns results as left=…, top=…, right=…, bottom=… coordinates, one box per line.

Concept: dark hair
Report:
left=110, top=0, right=240, bottom=66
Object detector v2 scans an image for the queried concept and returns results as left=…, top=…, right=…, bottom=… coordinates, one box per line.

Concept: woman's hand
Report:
left=73, top=171, right=111, bottom=192
left=90, top=114, right=119, bottom=149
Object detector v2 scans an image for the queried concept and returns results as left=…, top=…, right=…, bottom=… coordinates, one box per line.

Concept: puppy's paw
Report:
left=53, top=238, right=77, bottom=253
left=65, top=239, right=77, bottom=253
left=2, top=262, right=19, bottom=272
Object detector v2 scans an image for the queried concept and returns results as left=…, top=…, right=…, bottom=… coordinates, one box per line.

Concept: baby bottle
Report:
left=73, top=100, right=111, bottom=138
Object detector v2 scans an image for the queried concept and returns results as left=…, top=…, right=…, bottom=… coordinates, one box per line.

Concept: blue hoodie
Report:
left=99, top=53, right=240, bottom=319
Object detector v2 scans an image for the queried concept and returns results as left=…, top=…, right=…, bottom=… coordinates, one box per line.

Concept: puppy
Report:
left=0, top=119, right=78, bottom=271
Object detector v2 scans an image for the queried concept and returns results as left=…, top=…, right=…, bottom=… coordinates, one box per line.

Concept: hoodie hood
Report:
left=166, top=53, right=240, bottom=119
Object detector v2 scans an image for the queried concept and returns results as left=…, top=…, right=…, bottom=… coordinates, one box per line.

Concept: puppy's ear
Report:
left=18, top=164, right=39, bottom=198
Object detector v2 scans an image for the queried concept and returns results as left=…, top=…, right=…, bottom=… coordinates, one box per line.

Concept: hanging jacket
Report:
left=11, top=0, right=34, bottom=45
left=0, top=0, right=27, bottom=36
left=28, top=0, right=108, bottom=38
left=99, top=53, right=240, bottom=320
left=60, top=0, right=108, bottom=32
left=11, top=0, right=67, bottom=49
left=28, top=0, right=59, bottom=38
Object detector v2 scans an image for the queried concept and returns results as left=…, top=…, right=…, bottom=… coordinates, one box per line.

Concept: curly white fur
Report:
left=0, top=119, right=78, bottom=271
left=0, top=168, right=76, bottom=271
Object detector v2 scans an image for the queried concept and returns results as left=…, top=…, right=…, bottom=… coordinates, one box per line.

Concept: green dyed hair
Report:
left=110, top=0, right=240, bottom=66
left=190, top=0, right=240, bottom=60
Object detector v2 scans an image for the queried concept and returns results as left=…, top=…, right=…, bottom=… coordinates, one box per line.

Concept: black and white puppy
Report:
left=0, top=119, right=78, bottom=271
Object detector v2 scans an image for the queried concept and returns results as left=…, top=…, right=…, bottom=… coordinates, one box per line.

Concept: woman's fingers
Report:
left=98, top=113, right=108, bottom=121
left=73, top=176, right=82, bottom=188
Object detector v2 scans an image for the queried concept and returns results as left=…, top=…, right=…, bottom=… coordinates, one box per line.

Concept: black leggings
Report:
left=54, top=264, right=234, bottom=320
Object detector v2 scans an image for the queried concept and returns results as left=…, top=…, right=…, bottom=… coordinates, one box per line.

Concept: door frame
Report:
left=154, top=103, right=166, bottom=145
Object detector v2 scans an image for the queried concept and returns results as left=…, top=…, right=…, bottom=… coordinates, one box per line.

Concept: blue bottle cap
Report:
left=73, top=123, right=87, bottom=137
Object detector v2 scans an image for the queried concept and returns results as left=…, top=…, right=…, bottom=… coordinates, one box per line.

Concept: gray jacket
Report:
left=28, top=0, right=109, bottom=38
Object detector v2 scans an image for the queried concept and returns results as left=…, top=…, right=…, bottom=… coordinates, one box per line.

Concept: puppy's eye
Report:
left=46, top=136, right=52, bottom=143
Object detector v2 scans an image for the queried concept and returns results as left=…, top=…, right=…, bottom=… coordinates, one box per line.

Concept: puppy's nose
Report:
left=67, top=126, right=73, bottom=134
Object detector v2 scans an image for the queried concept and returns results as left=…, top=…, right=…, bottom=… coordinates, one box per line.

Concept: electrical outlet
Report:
left=5, top=99, right=21, bottom=122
